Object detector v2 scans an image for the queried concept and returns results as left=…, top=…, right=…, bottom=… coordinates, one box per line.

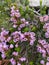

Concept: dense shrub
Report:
left=0, top=0, right=49, bottom=65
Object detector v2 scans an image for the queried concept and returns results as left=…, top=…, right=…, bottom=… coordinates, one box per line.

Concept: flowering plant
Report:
left=0, top=0, right=49, bottom=65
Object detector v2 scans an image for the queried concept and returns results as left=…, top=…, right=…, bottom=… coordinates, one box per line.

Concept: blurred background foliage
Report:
left=0, top=0, right=29, bottom=29
left=0, top=0, right=12, bottom=29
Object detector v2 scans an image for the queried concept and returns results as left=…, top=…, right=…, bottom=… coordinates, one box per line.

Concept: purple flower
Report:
left=19, top=24, right=25, bottom=29
left=47, top=57, right=49, bottom=61
left=43, top=23, right=49, bottom=38
left=13, top=24, right=17, bottom=28
left=12, top=52, right=18, bottom=56
left=40, top=60, right=45, bottom=65
left=7, top=37, right=11, bottom=42
left=17, top=62, right=21, bottom=65
left=11, top=6, right=21, bottom=18
left=21, top=18, right=25, bottom=22
left=38, top=39, right=47, bottom=45
left=10, top=58, right=16, bottom=65
left=10, top=13, right=15, bottom=17
left=42, top=53, right=46, bottom=58
left=45, top=32, right=49, bottom=38
left=15, top=12, right=21, bottom=18
left=46, top=62, right=49, bottom=65
left=19, top=57, right=26, bottom=62
left=11, top=6, right=15, bottom=10
left=30, top=40, right=35, bottom=45
left=13, top=38, right=19, bottom=42
left=10, top=18, right=16, bottom=22
left=1, top=30, right=9, bottom=36
left=25, top=21, right=29, bottom=25
left=47, top=28, right=49, bottom=33
left=43, top=23, right=49, bottom=29
left=43, top=15, right=49, bottom=22
left=37, top=39, right=49, bottom=59
left=1, top=53, right=6, bottom=59
left=10, top=44, right=14, bottom=49
left=0, top=36, right=5, bottom=42
left=15, top=44, right=18, bottom=48
left=39, top=16, right=43, bottom=22
left=24, top=32, right=36, bottom=45
left=39, top=15, right=49, bottom=22
left=3, top=44, right=9, bottom=50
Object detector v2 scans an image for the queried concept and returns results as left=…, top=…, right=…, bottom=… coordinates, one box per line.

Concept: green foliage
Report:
left=15, top=47, right=21, bottom=52
left=20, top=0, right=29, bottom=6
left=6, top=49, right=12, bottom=59
left=9, top=27, right=17, bottom=32
left=22, top=27, right=29, bottom=32
left=0, top=0, right=10, bottom=29
left=29, top=61, right=34, bottom=65
left=22, top=62, right=26, bottom=65
left=9, top=40, right=14, bottom=44
left=19, top=6, right=26, bottom=17
left=40, top=0, right=47, bottom=15
left=19, top=6, right=34, bottom=20
left=31, top=26, right=37, bottom=32
left=0, top=0, right=17, bottom=29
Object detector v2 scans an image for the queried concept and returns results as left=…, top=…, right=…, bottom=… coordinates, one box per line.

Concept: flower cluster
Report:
left=10, top=6, right=29, bottom=30
left=0, top=28, right=27, bottom=65
left=39, top=15, right=49, bottom=22
left=37, top=15, right=49, bottom=65
left=11, top=31, right=36, bottom=45
left=43, top=23, right=49, bottom=38
left=0, top=6, right=36, bottom=65
left=0, top=28, right=36, bottom=65
left=10, top=6, right=36, bottom=46
left=37, top=39, right=49, bottom=65
left=0, top=28, right=11, bottom=59
left=10, top=6, right=21, bottom=18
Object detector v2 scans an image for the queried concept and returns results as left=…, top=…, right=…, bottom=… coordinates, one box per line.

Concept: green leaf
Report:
left=22, top=27, right=29, bottom=32
left=19, top=6, right=25, bottom=16
left=29, top=61, right=34, bottom=65
left=9, top=28, right=15, bottom=32
left=9, top=40, right=14, bottom=44
left=15, top=47, right=21, bottom=52
left=25, top=0, right=29, bottom=6
left=31, top=26, right=37, bottom=32
left=40, top=0, right=42, bottom=6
